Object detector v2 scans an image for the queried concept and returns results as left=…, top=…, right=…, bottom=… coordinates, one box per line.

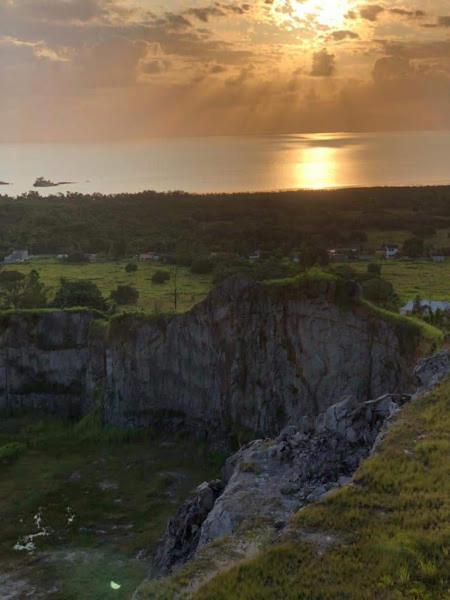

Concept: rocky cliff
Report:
left=0, top=276, right=416, bottom=437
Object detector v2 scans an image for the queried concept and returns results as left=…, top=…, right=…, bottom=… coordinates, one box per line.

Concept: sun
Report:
left=278, top=0, right=350, bottom=29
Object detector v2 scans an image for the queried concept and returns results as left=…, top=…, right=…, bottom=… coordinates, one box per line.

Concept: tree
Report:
left=110, top=284, right=139, bottom=306
left=16, top=270, right=48, bottom=309
left=152, top=270, right=170, bottom=284
left=65, top=252, right=89, bottom=264
left=0, top=270, right=47, bottom=309
left=299, top=243, right=329, bottom=269
left=125, top=262, right=138, bottom=274
left=412, top=225, right=436, bottom=239
left=110, top=236, right=127, bottom=260
left=190, top=258, right=214, bottom=275
left=52, top=279, right=107, bottom=311
left=361, top=277, right=398, bottom=309
left=367, top=263, right=381, bottom=276
left=402, top=237, right=424, bottom=258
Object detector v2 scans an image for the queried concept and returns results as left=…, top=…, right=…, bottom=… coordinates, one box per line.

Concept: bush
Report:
left=190, top=258, right=214, bottom=275
left=367, top=263, right=381, bottom=275
left=125, top=262, right=138, bottom=273
left=0, top=442, right=27, bottom=463
left=52, top=279, right=107, bottom=311
left=403, top=237, right=424, bottom=258
left=0, top=269, right=47, bottom=309
left=65, top=252, right=89, bottom=264
left=110, top=284, right=139, bottom=306
left=152, top=270, right=170, bottom=285
left=361, top=277, right=398, bottom=309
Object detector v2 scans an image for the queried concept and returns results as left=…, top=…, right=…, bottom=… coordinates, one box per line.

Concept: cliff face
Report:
left=0, top=277, right=414, bottom=437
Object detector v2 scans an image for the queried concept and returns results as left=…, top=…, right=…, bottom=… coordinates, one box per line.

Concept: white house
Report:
left=401, top=299, right=450, bottom=316
left=431, top=255, right=446, bottom=263
left=385, top=245, right=399, bottom=259
left=3, top=249, right=29, bottom=264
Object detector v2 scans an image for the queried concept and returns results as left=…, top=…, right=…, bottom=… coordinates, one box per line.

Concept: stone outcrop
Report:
left=154, top=392, right=411, bottom=573
left=414, top=350, right=450, bottom=394
left=154, top=480, right=225, bottom=575
left=0, top=277, right=415, bottom=438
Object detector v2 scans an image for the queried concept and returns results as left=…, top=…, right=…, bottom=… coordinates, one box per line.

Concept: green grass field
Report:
left=0, top=415, right=219, bottom=599
left=346, top=259, right=450, bottom=304
left=8, top=256, right=450, bottom=314
left=11, top=259, right=213, bottom=314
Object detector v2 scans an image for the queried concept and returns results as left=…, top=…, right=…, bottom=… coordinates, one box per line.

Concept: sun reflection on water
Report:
left=294, top=145, right=339, bottom=189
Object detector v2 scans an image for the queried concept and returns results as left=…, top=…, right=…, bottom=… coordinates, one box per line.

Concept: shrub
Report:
left=65, top=252, right=89, bottom=264
left=0, top=442, right=27, bottom=463
left=125, top=262, right=138, bottom=274
left=402, top=237, right=424, bottom=258
left=367, top=262, right=381, bottom=275
left=52, top=279, right=107, bottom=311
left=190, top=258, right=214, bottom=275
left=152, top=270, right=170, bottom=285
left=361, top=276, right=398, bottom=309
left=110, top=284, right=139, bottom=306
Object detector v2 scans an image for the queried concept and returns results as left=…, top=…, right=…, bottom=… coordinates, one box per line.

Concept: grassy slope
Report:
left=195, top=381, right=450, bottom=600
left=347, top=259, right=450, bottom=304
left=10, top=259, right=212, bottom=313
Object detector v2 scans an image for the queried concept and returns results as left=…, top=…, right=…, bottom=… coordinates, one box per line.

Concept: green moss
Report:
left=108, top=311, right=174, bottom=339
left=265, top=267, right=338, bottom=297
left=194, top=379, right=450, bottom=600
left=0, top=414, right=219, bottom=600
left=360, top=299, right=444, bottom=354
left=0, top=442, right=27, bottom=463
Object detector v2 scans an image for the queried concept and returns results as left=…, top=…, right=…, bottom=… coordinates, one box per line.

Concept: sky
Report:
left=1, top=0, right=450, bottom=140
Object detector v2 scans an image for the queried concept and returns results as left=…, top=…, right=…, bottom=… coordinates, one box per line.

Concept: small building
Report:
left=139, top=252, right=161, bottom=262
left=431, top=255, right=446, bottom=263
left=57, top=254, right=69, bottom=261
left=248, top=250, right=261, bottom=262
left=3, top=249, right=29, bottom=264
left=385, top=245, right=399, bottom=259
left=401, top=299, right=450, bottom=316
left=328, top=248, right=358, bottom=262
left=376, top=245, right=399, bottom=259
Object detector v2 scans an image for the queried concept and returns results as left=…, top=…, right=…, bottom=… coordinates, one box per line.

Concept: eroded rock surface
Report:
left=414, top=350, right=450, bottom=394
left=155, top=392, right=411, bottom=573
left=0, top=277, right=414, bottom=439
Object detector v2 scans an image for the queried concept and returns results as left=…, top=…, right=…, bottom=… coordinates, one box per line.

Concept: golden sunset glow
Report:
left=290, top=0, right=350, bottom=28
left=296, top=146, right=339, bottom=189
left=1, top=0, right=450, bottom=141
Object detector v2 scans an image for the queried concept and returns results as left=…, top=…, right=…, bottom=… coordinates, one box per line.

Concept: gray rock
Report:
left=414, top=350, right=450, bottom=393
left=154, top=479, right=225, bottom=574
left=155, top=391, right=412, bottom=573
left=0, top=276, right=414, bottom=440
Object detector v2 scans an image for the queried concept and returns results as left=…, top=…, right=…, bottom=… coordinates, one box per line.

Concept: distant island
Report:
left=0, top=181, right=10, bottom=185
left=33, top=177, right=74, bottom=188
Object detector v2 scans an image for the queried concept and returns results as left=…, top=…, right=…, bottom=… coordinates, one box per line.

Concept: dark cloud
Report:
left=359, top=4, right=384, bottom=22
left=329, top=30, right=360, bottom=42
left=310, top=49, right=335, bottom=77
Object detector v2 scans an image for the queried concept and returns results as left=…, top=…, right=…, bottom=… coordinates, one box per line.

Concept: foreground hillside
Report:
left=193, top=380, right=450, bottom=599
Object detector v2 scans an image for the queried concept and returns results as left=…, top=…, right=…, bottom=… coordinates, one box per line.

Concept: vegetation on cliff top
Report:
left=193, top=380, right=450, bottom=600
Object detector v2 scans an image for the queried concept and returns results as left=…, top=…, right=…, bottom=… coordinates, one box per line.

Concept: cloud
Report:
left=310, top=49, right=335, bottom=77
left=359, top=4, right=384, bottom=22
left=329, top=30, right=360, bottom=42
left=1, top=0, right=450, bottom=141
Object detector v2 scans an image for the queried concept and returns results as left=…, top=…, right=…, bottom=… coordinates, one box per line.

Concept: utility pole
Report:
left=173, top=266, right=178, bottom=313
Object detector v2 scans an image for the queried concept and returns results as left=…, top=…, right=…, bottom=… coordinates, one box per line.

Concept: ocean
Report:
left=1, top=131, right=450, bottom=196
